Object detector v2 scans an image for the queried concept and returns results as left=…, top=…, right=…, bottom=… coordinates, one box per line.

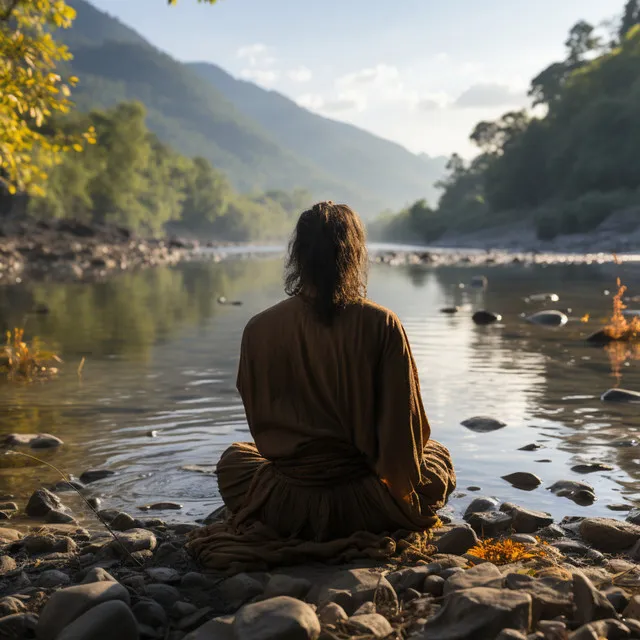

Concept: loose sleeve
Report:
left=374, top=315, right=430, bottom=507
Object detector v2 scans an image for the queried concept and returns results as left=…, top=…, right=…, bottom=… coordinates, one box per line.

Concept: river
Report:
left=0, top=246, right=639, bottom=526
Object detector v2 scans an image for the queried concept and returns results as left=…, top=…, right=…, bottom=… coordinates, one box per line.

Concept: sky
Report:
left=90, top=0, right=622, bottom=158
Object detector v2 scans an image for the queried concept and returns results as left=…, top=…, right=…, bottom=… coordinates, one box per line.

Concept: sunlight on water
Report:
left=0, top=255, right=639, bottom=524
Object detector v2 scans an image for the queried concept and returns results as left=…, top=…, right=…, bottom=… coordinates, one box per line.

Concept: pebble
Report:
left=108, top=528, right=157, bottom=556
left=111, top=512, right=137, bottom=531
left=235, top=596, right=321, bottom=640
left=37, top=580, right=131, bottom=640
left=510, top=534, right=537, bottom=544
left=81, top=567, right=117, bottom=584
left=138, top=502, right=183, bottom=511
left=79, top=469, right=116, bottom=484
left=25, top=487, right=65, bottom=517
left=461, top=416, right=506, bottom=432
left=146, top=567, right=181, bottom=584
left=444, top=563, right=503, bottom=595
left=23, top=534, right=76, bottom=555
left=171, top=601, right=198, bottom=619
left=422, top=575, right=445, bottom=597
left=318, top=602, right=348, bottom=626
left=220, top=572, right=265, bottom=607
left=57, top=600, right=138, bottom=640
left=518, top=444, right=544, bottom=451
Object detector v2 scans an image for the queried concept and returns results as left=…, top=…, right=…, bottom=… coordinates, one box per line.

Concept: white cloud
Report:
left=236, top=43, right=268, bottom=62
left=240, top=68, right=279, bottom=86
left=287, top=66, right=312, bottom=83
left=454, top=82, right=526, bottom=108
left=296, top=91, right=365, bottom=114
left=337, top=64, right=401, bottom=89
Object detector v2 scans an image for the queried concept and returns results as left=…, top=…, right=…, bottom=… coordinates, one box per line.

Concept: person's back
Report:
left=188, top=202, right=456, bottom=572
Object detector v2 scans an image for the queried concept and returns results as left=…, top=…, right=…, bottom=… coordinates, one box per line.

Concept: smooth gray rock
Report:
left=548, top=480, right=596, bottom=506
left=309, top=568, right=397, bottom=616
left=461, top=416, right=506, bottom=432
left=145, top=584, right=181, bottom=610
left=463, top=497, right=499, bottom=519
left=443, top=563, right=503, bottom=595
left=24, top=534, right=76, bottom=555
left=603, top=587, right=630, bottom=614
left=37, top=569, right=71, bottom=588
left=387, top=563, right=441, bottom=592
left=573, top=572, right=618, bottom=626
left=45, top=509, right=77, bottom=525
left=56, top=600, right=138, bottom=640
left=81, top=567, right=117, bottom=584
left=601, top=388, right=640, bottom=403
left=347, top=613, right=393, bottom=638
left=317, top=602, right=348, bottom=626
left=235, top=596, right=320, bottom=640
left=183, top=616, right=235, bottom=640
left=472, top=311, right=502, bottom=326
left=500, top=504, right=553, bottom=534
left=132, top=598, right=169, bottom=630
left=264, top=575, right=312, bottom=600
left=422, top=587, right=532, bottom=640
left=502, top=472, right=542, bottom=490
left=580, top=517, right=640, bottom=552
left=5, top=433, right=63, bottom=448
left=26, top=488, right=64, bottom=517
left=505, top=573, right=572, bottom=621
left=467, top=511, right=513, bottom=537
left=146, top=567, right=181, bottom=585
left=423, top=575, right=445, bottom=597
left=171, top=601, right=198, bottom=619
left=36, top=580, right=130, bottom=640
left=526, top=310, right=568, bottom=327
left=434, top=525, right=479, bottom=555
left=111, top=512, right=137, bottom=532
left=220, top=572, right=265, bottom=608
left=79, top=469, right=116, bottom=484
left=108, top=528, right=157, bottom=556
left=510, top=534, right=537, bottom=544
left=0, top=614, right=38, bottom=638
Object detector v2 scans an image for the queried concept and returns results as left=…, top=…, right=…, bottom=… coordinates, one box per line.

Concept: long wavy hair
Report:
left=284, top=201, right=368, bottom=324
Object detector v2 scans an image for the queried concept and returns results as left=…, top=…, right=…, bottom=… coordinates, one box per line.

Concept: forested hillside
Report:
left=60, top=0, right=443, bottom=216
left=374, top=1, right=640, bottom=244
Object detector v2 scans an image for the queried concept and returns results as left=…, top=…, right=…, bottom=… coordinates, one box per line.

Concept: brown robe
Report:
left=187, top=296, right=456, bottom=572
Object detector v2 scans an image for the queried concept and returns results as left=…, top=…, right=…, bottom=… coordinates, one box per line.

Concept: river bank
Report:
left=2, top=481, right=640, bottom=639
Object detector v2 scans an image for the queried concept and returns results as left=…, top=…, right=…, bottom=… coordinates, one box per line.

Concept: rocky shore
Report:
left=3, top=476, right=640, bottom=640
left=0, top=218, right=202, bottom=286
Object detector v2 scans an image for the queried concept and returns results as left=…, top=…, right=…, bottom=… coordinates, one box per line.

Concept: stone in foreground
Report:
left=309, top=568, right=397, bottom=615
left=579, top=517, right=640, bottom=552
left=573, top=572, right=618, bottom=626
left=56, top=601, right=138, bottom=640
left=235, top=596, right=320, bottom=640
left=26, top=487, right=64, bottom=517
left=36, top=580, right=130, bottom=640
left=443, top=563, right=503, bottom=595
left=347, top=613, right=393, bottom=638
left=421, top=587, right=532, bottom=640
left=434, top=525, right=479, bottom=555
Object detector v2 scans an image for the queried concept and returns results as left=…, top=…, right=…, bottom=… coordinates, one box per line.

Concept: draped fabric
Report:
left=187, top=297, right=456, bottom=572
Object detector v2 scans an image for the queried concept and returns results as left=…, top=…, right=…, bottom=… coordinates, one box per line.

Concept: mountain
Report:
left=188, top=63, right=447, bottom=210
left=63, top=0, right=445, bottom=216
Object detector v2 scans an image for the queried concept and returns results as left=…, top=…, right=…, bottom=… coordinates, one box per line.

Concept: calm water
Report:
left=1, top=250, right=640, bottom=526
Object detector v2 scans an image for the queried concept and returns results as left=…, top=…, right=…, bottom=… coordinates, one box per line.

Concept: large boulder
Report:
left=579, top=518, right=640, bottom=553
left=422, top=587, right=532, bottom=640
left=36, top=580, right=130, bottom=640
left=56, top=601, right=138, bottom=640
left=234, top=596, right=320, bottom=640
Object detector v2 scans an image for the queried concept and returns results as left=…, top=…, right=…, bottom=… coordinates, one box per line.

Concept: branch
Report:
left=0, top=0, right=20, bottom=22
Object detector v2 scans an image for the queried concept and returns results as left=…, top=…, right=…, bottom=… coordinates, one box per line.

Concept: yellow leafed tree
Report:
left=0, top=0, right=95, bottom=197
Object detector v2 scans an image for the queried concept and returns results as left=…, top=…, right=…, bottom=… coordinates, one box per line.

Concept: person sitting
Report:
left=188, top=201, right=456, bottom=572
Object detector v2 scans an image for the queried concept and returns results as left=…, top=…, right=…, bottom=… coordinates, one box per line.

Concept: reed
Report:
left=0, top=328, right=61, bottom=382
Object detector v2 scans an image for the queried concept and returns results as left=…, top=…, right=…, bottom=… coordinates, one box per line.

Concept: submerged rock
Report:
left=470, top=275, right=488, bottom=289
left=4, top=433, right=63, bottom=448
left=518, top=443, right=544, bottom=451
left=547, top=480, right=596, bottom=505
left=79, top=470, right=116, bottom=484
left=440, top=307, right=459, bottom=314
left=571, top=462, right=614, bottom=474
left=527, top=293, right=559, bottom=303
left=461, top=416, right=507, bottom=433
left=601, top=388, right=640, bottom=403
left=138, top=502, right=183, bottom=511
left=472, top=310, right=502, bottom=325
left=500, top=504, right=553, bottom=534
left=525, top=310, right=568, bottom=327
left=502, top=472, right=542, bottom=490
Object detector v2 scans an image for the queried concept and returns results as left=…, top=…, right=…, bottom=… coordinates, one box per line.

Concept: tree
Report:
left=620, top=0, right=640, bottom=39
left=565, top=20, right=600, bottom=65
left=528, top=62, right=569, bottom=107
left=0, top=0, right=94, bottom=197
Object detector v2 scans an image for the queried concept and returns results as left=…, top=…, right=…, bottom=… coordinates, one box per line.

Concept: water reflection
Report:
left=0, top=258, right=639, bottom=525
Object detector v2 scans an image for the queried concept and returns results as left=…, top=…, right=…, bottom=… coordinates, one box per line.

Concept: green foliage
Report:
left=376, top=1, right=640, bottom=244
left=28, top=102, right=304, bottom=240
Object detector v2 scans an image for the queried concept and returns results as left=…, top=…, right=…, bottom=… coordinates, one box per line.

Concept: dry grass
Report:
left=0, top=328, right=61, bottom=382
